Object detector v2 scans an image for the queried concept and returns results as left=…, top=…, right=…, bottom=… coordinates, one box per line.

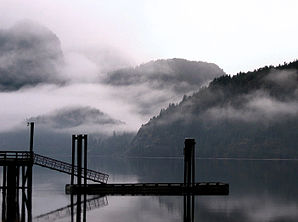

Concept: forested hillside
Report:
left=129, top=61, right=298, bottom=158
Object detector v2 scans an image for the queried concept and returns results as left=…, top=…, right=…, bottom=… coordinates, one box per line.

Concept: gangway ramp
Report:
left=33, top=153, right=109, bottom=184
left=0, top=151, right=109, bottom=184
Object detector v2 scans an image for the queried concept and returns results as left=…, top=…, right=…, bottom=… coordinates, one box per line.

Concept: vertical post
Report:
left=71, top=134, right=88, bottom=222
left=29, top=122, right=34, bottom=153
left=2, top=165, right=7, bottom=221
left=7, top=166, right=19, bottom=222
left=83, top=135, right=87, bottom=187
left=183, top=194, right=194, bottom=222
left=183, top=138, right=196, bottom=222
left=28, top=122, right=34, bottom=222
left=83, top=135, right=87, bottom=222
left=183, top=194, right=186, bottom=222
left=71, top=135, right=76, bottom=222
left=77, top=135, right=82, bottom=187
left=184, top=138, right=195, bottom=187
left=191, top=139, right=195, bottom=222
left=21, top=166, right=26, bottom=222
left=71, top=135, right=76, bottom=186
left=76, top=135, right=82, bottom=222
left=70, top=193, right=74, bottom=222
left=184, top=147, right=187, bottom=186
left=27, top=166, right=32, bottom=222
left=16, top=165, right=20, bottom=220
left=192, top=141, right=195, bottom=185
left=191, top=195, right=194, bottom=222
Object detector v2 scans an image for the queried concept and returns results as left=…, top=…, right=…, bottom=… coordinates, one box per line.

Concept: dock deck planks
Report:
left=65, top=182, right=229, bottom=196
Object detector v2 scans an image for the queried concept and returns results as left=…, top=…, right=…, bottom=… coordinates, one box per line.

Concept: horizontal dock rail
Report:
left=66, top=182, right=229, bottom=196
left=0, top=151, right=33, bottom=165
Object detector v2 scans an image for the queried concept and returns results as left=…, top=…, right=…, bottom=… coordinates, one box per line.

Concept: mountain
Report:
left=0, top=21, right=64, bottom=91
left=30, top=106, right=123, bottom=130
left=129, top=60, right=298, bottom=158
left=104, top=58, right=225, bottom=94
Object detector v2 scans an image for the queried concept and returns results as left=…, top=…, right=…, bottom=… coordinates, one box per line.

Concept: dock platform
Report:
left=65, top=182, right=229, bottom=196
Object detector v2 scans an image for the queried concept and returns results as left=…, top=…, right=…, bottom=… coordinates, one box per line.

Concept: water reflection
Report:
left=34, top=194, right=195, bottom=222
left=2, top=158, right=298, bottom=222
left=35, top=195, right=108, bottom=222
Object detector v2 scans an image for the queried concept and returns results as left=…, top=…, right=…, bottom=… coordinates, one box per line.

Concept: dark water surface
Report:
left=10, top=157, right=298, bottom=221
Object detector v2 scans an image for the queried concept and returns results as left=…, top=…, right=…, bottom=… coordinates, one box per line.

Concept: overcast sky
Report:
left=0, top=0, right=297, bottom=135
left=1, top=0, right=297, bottom=74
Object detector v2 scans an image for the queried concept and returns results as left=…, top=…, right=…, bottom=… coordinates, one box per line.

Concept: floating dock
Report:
left=66, top=182, right=229, bottom=196
left=66, top=138, right=229, bottom=197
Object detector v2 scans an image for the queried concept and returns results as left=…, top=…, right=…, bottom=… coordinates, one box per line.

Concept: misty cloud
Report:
left=203, top=90, right=298, bottom=124
left=202, top=68, right=298, bottom=123
left=29, top=106, right=123, bottom=131
left=101, top=58, right=225, bottom=117
left=0, top=20, right=64, bottom=90
left=104, top=58, right=225, bottom=94
left=135, top=65, right=298, bottom=131
left=108, top=83, right=183, bottom=117
left=265, top=69, right=298, bottom=89
left=201, top=195, right=298, bottom=222
left=0, top=21, right=227, bottom=135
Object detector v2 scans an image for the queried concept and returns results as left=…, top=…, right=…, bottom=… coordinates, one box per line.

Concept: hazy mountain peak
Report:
left=30, top=106, right=124, bottom=131
left=105, top=58, right=225, bottom=94
left=0, top=21, right=64, bottom=91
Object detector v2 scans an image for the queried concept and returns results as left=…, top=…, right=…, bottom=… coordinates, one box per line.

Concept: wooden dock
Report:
left=65, top=182, right=229, bottom=196
left=0, top=121, right=230, bottom=222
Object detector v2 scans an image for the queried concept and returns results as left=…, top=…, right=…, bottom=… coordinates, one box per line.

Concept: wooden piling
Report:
left=2, top=164, right=7, bottom=221
left=21, top=166, right=25, bottom=222
left=77, top=135, right=82, bottom=222
left=184, top=138, right=196, bottom=222
left=83, top=135, right=87, bottom=222
left=71, top=135, right=76, bottom=222
left=184, top=138, right=196, bottom=187
left=7, top=166, right=19, bottom=222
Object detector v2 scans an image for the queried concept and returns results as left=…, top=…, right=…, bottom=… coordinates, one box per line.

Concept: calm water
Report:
left=4, top=156, right=298, bottom=222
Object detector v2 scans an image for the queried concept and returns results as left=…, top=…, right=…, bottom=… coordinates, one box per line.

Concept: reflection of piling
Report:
left=184, top=138, right=195, bottom=222
left=184, top=193, right=194, bottom=222
left=71, top=135, right=88, bottom=222
left=2, top=165, right=7, bottom=222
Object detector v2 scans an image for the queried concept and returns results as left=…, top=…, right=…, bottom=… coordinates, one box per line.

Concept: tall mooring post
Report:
left=27, top=122, right=34, bottom=222
left=0, top=123, right=34, bottom=222
left=71, top=134, right=88, bottom=222
left=184, top=138, right=196, bottom=222
left=184, top=138, right=195, bottom=187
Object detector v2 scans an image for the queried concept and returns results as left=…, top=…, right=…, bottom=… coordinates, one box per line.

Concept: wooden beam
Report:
left=65, top=182, right=229, bottom=196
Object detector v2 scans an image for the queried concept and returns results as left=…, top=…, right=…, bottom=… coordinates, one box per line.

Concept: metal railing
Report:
left=33, top=153, right=109, bottom=184
left=0, top=151, right=33, bottom=162
left=0, top=151, right=109, bottom=184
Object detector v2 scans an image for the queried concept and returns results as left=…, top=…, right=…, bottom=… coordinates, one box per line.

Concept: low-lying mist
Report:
left=0, top=21, right=224, bottom=153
